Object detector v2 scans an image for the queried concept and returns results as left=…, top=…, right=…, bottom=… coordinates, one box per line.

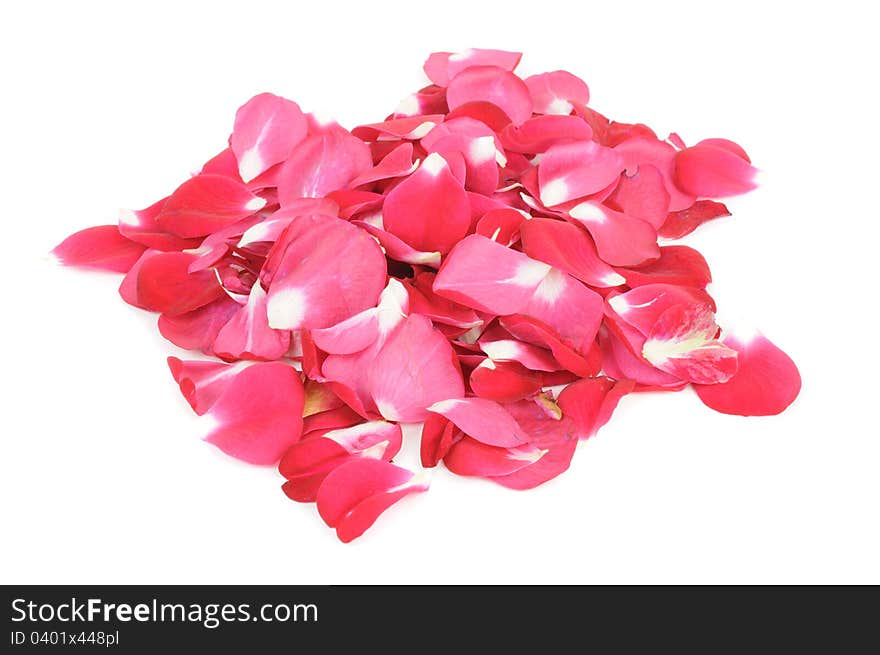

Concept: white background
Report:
left=2, top=1, right=878, bottom=584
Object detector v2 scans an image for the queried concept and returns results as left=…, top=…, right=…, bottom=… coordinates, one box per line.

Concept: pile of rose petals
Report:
left=53, top=49, right=801, bottom=542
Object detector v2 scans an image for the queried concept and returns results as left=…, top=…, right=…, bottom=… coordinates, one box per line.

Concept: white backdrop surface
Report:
left=1, top=1, right=877, bottom=584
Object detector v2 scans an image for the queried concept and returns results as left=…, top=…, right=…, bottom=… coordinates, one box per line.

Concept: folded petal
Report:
left=693, top=331, right=801, bottom=416
left=352, top=115, right=444, bottom=141
left=266, top=214, right=387, bottom=329
left=427, top=397, right=527, bottom=447
left=489, top=436, right=577, bottom=490
left=167, top=356, right=250, bottom=415
left=311, top=278, right=408, bottom=355
left=200, top=361, right=304, bottom=465
left=316, top=459, right=429, bottom=542
left=382, top=153, right=471, bottom=254
left=557, top=377, right=634, bottom=439
left=478, top=335, right=563, bottom=372
left=279, top=420, right=401, bottom=480
left=519, top=217, right=626, bottom=288
left=354, top=219, right=442, bottom=268
left=500, top=114, right=593, bottom=154
left=614, top=136, right=695, bottom=211
left=499, top=314, right=597, bottom=377
left=420, top=414, right=460, bottom=467
left=606, top=164, right=670, bottom=229
left=474, top=207, right=527, bottom=245
left=52, top=225, right=146, bottom=273
left=231, top=93, right=308, bottom=182
left=155, top=174, right=266, bottom=238
left=282, top=473, right=328, bottom=503
left=444, top=438, right=545, bottom=477
left=350, top=142, right=418, bottom=187
left=658, top=200, right=731, bottom=239
left=212, top=282, right=291, bottom=361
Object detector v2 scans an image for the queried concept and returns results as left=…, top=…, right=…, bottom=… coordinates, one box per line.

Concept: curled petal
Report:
left=474, top=208, right=527, bottom=245
left=350, top=142, right=418, bottom=187
left=520, top=217, right=626, bottom=288
left=642, top=303, right=738, bottom=384
left=658, top=200, right=731, bottom=240
left=427, top=397, right=528, bottom=447
left=499, top=315, right=597, bottom=377
left=167, top=356, right=249, bottom=415
left=316, top=459, right=429, bottom=542
left=212, top=282, right=291, bottom=361
left=557, top=377, right=634, bottom=440
left=279, top=420, right=402, bottom=480
left=501, top=115, right=593, bottom=154
left=614, top=136, right=695, bottom=211
left=352, top=115, right=445, bottom=142
left=406, top=273, right=482, bottom=330
left=478, top=334, right=563, bottom=372
left=489, top=436, right=577, bottom=490
left=444, top=438, right=545, bottom=477
left=354, top=220, right=442, bottom=268
left=606, top=164, right=670, bottom=229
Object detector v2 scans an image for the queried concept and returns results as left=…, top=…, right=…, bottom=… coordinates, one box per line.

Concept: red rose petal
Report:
left=201, top=361, right=304, bottom=465
left=693, top=331, right=801, bottom=416
left=52, top=225, right=146, bottom=273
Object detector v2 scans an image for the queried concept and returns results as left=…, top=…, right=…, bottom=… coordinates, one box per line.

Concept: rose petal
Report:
left=693, top=331, right=801, bottom=416
left=231, top=93, right=308, bottom=182
left=201, top=361, right=304, bottom=465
